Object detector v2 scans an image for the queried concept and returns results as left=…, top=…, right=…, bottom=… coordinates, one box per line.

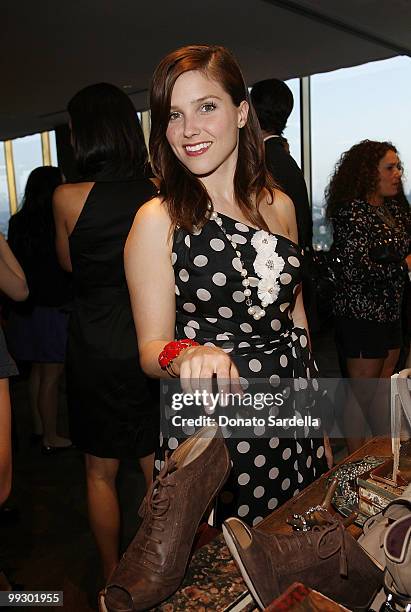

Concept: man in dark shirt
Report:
left=250, top=79, right=313, bottom=253
left=251, top=79, right=318, bottom=331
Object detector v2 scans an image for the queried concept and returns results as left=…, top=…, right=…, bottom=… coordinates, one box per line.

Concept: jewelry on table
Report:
left=325, top=456, right=386, bottom=527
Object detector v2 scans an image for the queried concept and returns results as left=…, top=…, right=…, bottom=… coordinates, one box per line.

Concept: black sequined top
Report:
left=331, top=199, right=410, bottom=322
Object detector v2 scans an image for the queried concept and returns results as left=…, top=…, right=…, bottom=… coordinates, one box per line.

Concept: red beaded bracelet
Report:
left=158, top=339, right=199, bottom=371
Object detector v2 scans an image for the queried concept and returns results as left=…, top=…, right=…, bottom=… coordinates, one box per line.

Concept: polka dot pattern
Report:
left=196, top=288, right=211, bottom=301
left=238, top=473, right=250, bottom=485
left=253, top=486, right=265, bottom=498
left=179, top=269, right=189, bottom=282
left=231, top=233, right=247, bottom=244
left=158, top=214, right=326, bottom=525
left=240, top=323, right=253, bottom=333
left=268, top=498, right=278, bottom=510
left=194, top=255, right=208, bottom=267
left=219, top=307, right=233, bottom=319
left=212, top=272, right=226, bottom=286
left=210, top=238, right=225, bottom=251
left=254, top=455, right=266, bottom=467
left=232, top=291, right=245, bottom=302
left=237, top=441, right=250, bottom=454
left=249, top=358, right=262, bottom=372
left=182, top=302, right=196, bottom=313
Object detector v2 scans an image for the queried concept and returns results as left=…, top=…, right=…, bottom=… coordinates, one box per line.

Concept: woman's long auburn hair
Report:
left=325, top=140, right=401, bottom=219
left=149, top=45, right=276, bottom=232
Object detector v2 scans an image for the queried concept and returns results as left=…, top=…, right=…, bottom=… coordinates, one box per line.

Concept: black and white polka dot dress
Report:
left=161, top=213, right=326, bottom=526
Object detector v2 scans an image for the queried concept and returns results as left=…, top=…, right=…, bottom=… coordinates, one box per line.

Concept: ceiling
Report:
left=2, top=0, right=410, bottom=140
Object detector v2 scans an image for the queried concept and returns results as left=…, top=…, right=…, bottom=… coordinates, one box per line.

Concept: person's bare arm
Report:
left=52, top=185, right=73, bottom=272
left=52, top=182, right=95, bottom=273
left=0, top=379, right=12, bottom=505
left=0, top=234, right=29, bottom=301
left=124, top=198, right=176, bottom=378
left=125, top=198, right=240, bottom=394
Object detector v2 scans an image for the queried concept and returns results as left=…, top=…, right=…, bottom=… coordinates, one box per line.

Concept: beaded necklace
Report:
left=374, top=204, right=398, bottom=229
left=207, top=203, right=282, bottom=321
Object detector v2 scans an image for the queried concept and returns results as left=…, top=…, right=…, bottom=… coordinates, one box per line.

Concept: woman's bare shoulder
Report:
left=261, top=188, right=295, bottom=226
left=52, top=182, right=95, bottom=220
left=53, top=182, right=94, bottom=203
left=136, top=196, right=170, bottom=224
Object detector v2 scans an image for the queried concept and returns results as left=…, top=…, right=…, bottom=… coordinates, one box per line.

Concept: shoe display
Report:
left=384, top=514, right=411, bottom=597
left=223, top=516, right=383, bottom=611
left=104, top=425, right=230, bottom=612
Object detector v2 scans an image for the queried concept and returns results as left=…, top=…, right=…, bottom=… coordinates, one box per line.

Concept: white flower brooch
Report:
left=251, top=230, right=285, bottom=307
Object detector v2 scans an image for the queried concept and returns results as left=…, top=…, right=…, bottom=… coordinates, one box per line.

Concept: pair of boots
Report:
left=103, top=425, right=230, bottom=611
left=102, top=424, right=385, bottom=612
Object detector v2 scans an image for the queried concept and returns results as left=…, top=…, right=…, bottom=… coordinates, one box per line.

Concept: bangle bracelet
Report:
left=158, top=339, right=199, bottom=374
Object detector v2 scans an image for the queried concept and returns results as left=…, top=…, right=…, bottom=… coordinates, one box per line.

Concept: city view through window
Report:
left=309, top=55, right=411, bottom=250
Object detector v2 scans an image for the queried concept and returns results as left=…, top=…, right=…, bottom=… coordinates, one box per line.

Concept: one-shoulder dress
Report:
left=158, top=213, right=327, bottom=526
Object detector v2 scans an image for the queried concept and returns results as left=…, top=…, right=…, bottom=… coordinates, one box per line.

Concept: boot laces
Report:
left=272, top=520, right=348, bottom=577
left=136, top=452, right=177, bottom=564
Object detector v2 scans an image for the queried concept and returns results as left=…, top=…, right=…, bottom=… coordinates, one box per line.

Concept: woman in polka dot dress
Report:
left=125, top=45, right=331, bottom=526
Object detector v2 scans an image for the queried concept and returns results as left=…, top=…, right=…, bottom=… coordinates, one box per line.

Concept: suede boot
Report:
left=105, top=425, right=230, bottom=611
left=223, top=516, right=382, bottom=611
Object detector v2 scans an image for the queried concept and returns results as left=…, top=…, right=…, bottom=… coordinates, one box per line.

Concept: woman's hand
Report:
left=405, top=253, right=411, bottom=271
left=176, top=345, right=242, bottom=402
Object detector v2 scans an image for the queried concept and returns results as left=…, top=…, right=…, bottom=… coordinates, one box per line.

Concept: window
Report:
left=311, top=55, right=411, bottom=250
left=50, top=131, right=58, bottom=166
left=0, top=146, right=9, bottom=235
left=13, top=133, right=43, bottom=204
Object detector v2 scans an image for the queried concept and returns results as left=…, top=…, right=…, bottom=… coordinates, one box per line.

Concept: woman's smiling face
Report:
left=166, top=70, right=248, bottom=177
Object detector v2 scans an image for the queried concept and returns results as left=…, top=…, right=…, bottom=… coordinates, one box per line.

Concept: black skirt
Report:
left=334, top=316, right=402, bottom=359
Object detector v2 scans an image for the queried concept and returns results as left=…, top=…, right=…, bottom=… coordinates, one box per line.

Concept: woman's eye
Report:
left=201, top=102, right=216, bottom=113
left=169, top=111, right=181, bottom=121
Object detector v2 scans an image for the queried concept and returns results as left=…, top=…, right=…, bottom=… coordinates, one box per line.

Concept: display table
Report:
left=154, top=437, right=391, bottom=611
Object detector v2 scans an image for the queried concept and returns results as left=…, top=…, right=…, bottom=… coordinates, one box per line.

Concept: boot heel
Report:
left=98, top=589, right=108, bottom=612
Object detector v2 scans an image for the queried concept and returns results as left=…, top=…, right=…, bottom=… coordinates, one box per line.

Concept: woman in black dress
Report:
left=53, top=83, right=159, bottom=581
left=326, top=140, right=411, bottom=451
left=6, top=166, right=72, bottom=451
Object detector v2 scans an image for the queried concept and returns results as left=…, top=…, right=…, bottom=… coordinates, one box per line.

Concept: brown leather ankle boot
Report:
left=223, top=516, right=383, bottom=611
left=105, top=425, right=230, bottom=611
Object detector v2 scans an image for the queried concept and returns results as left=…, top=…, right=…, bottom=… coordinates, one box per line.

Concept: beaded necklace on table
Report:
left=206, top=202, right=282, bottom=321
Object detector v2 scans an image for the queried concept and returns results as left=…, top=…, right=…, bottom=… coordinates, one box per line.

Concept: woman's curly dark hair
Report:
left=325, top=140, right=400, bottom=219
